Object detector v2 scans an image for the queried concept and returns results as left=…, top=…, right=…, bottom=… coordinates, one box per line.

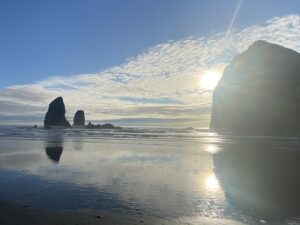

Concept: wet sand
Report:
left=0, top=201, right=149, bottom=225
left=0, top=201, right=248, bottom=225
left=1, top=127, right=300, bottom=224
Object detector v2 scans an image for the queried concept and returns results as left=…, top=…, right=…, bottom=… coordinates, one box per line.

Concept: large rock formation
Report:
left=73, top=110, right=85, bottom=126
left=210, top=40, right=300, bottom=135
left=44, top=97, right=71, bottom=127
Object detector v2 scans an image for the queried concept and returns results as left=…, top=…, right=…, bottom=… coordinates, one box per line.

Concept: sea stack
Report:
left=210, top=40, right=300, bottom=135
left=73, top=110, right=85, bottom=126
left=44, top=97, right=71, bottom=127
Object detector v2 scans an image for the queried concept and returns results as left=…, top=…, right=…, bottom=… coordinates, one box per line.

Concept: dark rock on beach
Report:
left=43, top=97, right=121, bottom=129
left=44, top=97, right=71, bottom=127
left=210, top=40, right=300, bottom=135
left=86, top=122, right=122, bottom=129
left=73, top=110, right=85, bottom=126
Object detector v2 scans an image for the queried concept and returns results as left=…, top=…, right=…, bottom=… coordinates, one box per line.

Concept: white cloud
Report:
left=0, top=14, right=299, bottom=127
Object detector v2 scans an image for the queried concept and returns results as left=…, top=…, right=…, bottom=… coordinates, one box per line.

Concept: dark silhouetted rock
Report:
left=86, top=122, right=98, bottom=129
left=73, top=110, right=85, bottom=126
left=210, top=40, right=300, bottom=135
left=44, top=97, right=71, bottom=127
left=45, top=146, right=63, bottom=163
left=101, top=123, right=115, bottom=129
left=86, top=122, right=122, bottom=129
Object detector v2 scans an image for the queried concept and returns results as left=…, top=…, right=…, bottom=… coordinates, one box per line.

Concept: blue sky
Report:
left=0, top=1, right=299, bottom=126
left=0, top=0, right=299, bottom=87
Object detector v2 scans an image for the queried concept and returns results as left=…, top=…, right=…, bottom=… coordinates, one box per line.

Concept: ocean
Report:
left=0, top=125, right=300, bottom=225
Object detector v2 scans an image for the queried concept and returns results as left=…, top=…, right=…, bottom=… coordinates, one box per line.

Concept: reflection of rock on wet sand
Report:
left=213, top=141, right=300, bottom=220
left=44, top=131, right=64, bottom=163
left=45, top=146, right=63, bottom=163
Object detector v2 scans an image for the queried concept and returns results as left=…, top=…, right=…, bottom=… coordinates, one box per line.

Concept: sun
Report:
left=201, top=70, right=221, bottom=90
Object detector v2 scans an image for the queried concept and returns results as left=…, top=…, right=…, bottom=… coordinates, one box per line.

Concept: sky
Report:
left=0, top=0, right=299, bottom=127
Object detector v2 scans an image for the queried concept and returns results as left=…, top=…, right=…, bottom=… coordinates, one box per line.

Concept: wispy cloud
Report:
left=0, top=15, right=299, bottom=126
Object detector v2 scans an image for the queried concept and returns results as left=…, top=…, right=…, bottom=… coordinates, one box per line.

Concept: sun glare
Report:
left=205, top=144, right=219, bottom=154
left=201, top=70, right=221, bottom=90
left=205, top=173, right=220, bottom=192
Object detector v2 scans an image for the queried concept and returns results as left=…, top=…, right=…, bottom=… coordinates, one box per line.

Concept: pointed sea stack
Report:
left=73, top=110, right=85, bottom=126
left=210, top=40, right=300, bottom=135
left=44, top=97, right=71, bottom=127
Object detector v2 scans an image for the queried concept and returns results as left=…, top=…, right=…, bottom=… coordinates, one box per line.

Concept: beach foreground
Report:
left=0, top=201, right=247, bottom=225
left=1, top=126, right=300, bottom=225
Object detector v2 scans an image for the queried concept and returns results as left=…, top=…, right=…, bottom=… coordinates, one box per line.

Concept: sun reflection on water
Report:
left=205, top=144, right=219, bottom=154
left=205, top=173, right=221, bottom=192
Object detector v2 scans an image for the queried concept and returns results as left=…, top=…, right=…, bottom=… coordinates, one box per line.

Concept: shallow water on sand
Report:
left=1, top=126, right=300, bottom=224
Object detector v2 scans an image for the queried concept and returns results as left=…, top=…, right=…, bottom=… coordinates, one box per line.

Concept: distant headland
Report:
left=43, top=96, right=121, bottom=129
left=210, top=40, right=300, bottom=135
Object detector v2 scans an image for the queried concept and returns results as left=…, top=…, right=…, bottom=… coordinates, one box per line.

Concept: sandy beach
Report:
left=0, top=127, right=300, bottom=225
left=0, top=200, right=249, bottom=225
left=0, top=200, right=151, bottom=225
